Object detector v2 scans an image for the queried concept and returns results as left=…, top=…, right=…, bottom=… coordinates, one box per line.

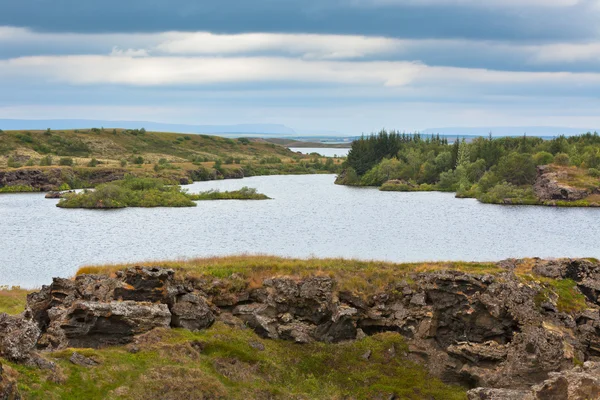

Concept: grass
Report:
left=188, top=187, right=270, bottom=201
left=0, top=287, right=30, bottom=314
left=533, top=278, right=588, bottom=313
left=3, top=324, right=466, bottom=400
left=77, top=255, right=503, bottom=296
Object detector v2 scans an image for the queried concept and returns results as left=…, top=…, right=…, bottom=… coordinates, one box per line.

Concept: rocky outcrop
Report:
left=0, top=168, right=127, bottom=192
left=5, top=258, right=600, bottom=398
left=533, top=166, right=592, bottom=201
left=0, top=314, right=40, bottom=362
left=468, top=361, right=600, bottom=400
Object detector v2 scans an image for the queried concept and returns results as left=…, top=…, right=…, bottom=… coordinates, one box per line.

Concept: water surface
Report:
left=289, top=147, right=349, bottom=157
left=1, top=174, right=599, bottom=287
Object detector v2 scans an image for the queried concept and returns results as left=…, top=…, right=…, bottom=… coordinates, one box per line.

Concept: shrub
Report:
left=120, top=159, right=127, bottom=167
left=588, top=168, right=600, bottom=178
left=238, top=138, right=250, bottom=145
left=39, top=155, right=53, bottom=166
left=554, top=153, right=571, bottom=166
left=133, top=156, right=144, bottom=165
left=533, top=151, right=554, bottom=166
left=495, top=153, right=537, bottom=185
left=88, top=158, right=99, bottom=167
left=59, top=157, right=74, bottom=166
left=7, top=156, right=22, bottom=168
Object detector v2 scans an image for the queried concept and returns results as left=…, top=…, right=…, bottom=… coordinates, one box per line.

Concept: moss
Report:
left=533, top=278, right=588, bottom=313
left=4, top=324, right=466, bottom=399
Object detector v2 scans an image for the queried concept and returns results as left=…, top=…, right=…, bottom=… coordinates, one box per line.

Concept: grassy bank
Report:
left=0, top=287, right=29, bottom=315
left=3, top=324, right=465, bottom=400
left=188, top=187, right=270, bottom=201
left=0, top=129, right=344, bottom=193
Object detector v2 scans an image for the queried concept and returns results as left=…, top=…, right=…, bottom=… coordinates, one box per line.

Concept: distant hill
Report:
left=421, top=126, right=596, bottom=137
left=0, top=119, right=297, bottom=136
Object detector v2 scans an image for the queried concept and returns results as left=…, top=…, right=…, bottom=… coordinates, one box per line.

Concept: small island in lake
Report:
left=56, top=177, right=269, bottom=208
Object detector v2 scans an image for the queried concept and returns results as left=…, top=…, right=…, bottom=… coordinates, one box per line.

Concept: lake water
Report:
left=289, top=147, right=350, bottom=157
left=2, top=174, right=600, bottom=288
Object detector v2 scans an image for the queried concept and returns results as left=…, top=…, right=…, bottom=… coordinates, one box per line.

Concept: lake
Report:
left=289, top=147, right=350, bottom=157
left=2, top=174, right=600, bottom=288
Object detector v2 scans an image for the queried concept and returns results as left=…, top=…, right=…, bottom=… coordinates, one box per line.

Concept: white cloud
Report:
left=153, top=32, right=403, bottom=59
left=530, top=42, right=600, bottom=63
left=110, top=47, right=149, bottom=57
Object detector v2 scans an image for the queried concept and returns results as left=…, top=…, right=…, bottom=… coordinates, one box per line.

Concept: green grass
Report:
left=188, top=187, right=270, bottom=201
left=4, top=324, right=466, bottom=400
left=0, top=287, right=30, bottom=314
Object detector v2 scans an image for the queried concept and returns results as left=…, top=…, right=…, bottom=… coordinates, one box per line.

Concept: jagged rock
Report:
left=114, top=267, right=176, bottom=303
left=0, top=314, right=40, bottom=362
left=447, top=341, right=509, bottom=363
left=534, top=166, right=591, bottom=201
left=40, top=301, right=171, bottom=349
left=467, top=388, right=533, bottom=400
left=69, top=352, right=99, bottom=367
left=170, top=293, right=215, bottom=331
left=0, top=362, right=21, bottom=400
left=531, top=362, right=600, bottom=400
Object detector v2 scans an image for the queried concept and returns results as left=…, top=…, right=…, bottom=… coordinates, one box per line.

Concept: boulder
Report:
left=170, top=293, right=215, bottom=331
left=0, top=314, right=40, bottom=362
left=114, top=267, right=176, bottom=303
left=41, top=301, right=171, bottom=349
left=533, top=166, right=590, bottom=201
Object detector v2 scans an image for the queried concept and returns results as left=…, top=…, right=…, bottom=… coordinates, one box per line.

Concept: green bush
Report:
left=87, top=158, right=99, bottom=167
left=554, top=153, right=571, bottom=166
left=59, top=157, right=74, bottom=166
left=588, top=168, right=600, bottom=178
left=120, top=159, right=127, bottom=167
left=7, top=156, right=22, bottom=168
left=533, top=151, right=554, bottom=166
left=133, top=156, right=144, bottom=165
left=39, top=155, right=53, bottom=166
left=189, top=187, right=270, bottom=200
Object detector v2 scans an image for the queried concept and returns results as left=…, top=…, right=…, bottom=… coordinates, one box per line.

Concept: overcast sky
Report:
left=1, top=0, right=600, bottom=134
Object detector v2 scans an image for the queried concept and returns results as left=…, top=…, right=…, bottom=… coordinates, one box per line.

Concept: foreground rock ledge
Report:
left=2, top=258, right=600, bottom=398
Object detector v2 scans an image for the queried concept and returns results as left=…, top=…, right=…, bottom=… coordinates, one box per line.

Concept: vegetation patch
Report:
left=188, top=187, right=270, bottom=201
left=56, top=177, right=195, bottom=208
left=0, top=185, right=38, bottom=193
left=3, top=324, right=465, bottom=400
left=337, top=131, right=600, bottom=207
left=77, top=256, right=502, bottom=295
left=534, top=278, right=588, bottom=313
left=0, top=287, right=30, bottom=314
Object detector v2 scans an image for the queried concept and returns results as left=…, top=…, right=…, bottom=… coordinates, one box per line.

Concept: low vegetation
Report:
left=0, top=287, right=29, bottom=315
left=3, top=325, right=465, bottom=400
left=188, top=187, right=270, bottom=201
left=337, top=131, right=600, bottom=206
left=57, top=177, right=195, bottom=208
left=0, top=129, right=344, bottom=193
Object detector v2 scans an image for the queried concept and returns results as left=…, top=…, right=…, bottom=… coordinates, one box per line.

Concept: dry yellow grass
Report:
left=0, top=287, right=30, bottom=315
left=77, top=255, right=502, bottom=295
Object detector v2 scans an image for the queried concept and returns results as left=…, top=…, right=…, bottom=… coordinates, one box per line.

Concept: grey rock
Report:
left=170, top=293, right=215, bottom=331
left=69, top=352, right=99, bottom=367
left=0, top=362, right=21, bottom=400
left=0, top=313, right=40, bottom=362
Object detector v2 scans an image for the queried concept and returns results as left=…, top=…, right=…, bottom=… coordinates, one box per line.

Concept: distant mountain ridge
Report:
left=0, top=119, right=297, bottom=136
left=421, top=126, right=596, bottom=137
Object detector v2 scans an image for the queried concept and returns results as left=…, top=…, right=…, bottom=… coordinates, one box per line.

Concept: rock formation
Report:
left=533, top=166, right=595, bottom=202
left=2, top=259, right=600, bottom=398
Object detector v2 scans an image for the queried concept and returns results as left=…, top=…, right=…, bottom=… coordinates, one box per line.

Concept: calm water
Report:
left=2, top=174, right=600, bottom=288
left=289, top=147, right=350, bottom=157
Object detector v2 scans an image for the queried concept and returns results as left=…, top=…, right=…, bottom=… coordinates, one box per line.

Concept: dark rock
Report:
left=114, top=267, right=176, bottom=303
left=41, top=301, right=171, bottom=349
left=0, top=313, right=40, bottom=362
left=69, top=352, right=99, bottom=367
left=170, top=293, right=215, bottom=331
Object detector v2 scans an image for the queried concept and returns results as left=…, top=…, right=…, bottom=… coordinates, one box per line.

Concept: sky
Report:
left=1, top=0, right=600, bottom=134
